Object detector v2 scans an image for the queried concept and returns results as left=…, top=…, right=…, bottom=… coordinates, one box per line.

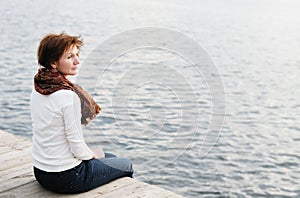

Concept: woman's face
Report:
left=53, top=45, right=80, bottom=76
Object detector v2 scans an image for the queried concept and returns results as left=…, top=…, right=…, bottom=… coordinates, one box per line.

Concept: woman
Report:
left=30, top=33, right=134, bottom=194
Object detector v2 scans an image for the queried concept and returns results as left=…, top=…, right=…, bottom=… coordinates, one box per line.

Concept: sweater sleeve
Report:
left=62, top=92, right=94, bottom=160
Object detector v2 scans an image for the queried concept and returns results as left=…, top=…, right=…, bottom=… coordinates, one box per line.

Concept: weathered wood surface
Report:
left=0, top=130, right=184, bottom=198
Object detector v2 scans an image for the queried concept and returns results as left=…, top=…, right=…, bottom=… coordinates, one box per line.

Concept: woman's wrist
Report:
left=92, top=148, right=105, bottom=159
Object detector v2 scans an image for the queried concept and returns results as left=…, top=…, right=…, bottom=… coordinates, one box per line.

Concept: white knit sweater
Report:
left=30, top=89, right=94, bottom=172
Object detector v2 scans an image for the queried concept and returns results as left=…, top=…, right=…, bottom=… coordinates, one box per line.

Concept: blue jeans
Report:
left=33, top=153, right=134, bottom=194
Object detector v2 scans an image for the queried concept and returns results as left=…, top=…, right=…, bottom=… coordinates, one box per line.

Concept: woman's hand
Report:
left=92, top=148, right=105, bottom=159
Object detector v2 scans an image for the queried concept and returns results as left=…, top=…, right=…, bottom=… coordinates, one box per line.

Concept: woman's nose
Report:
left=74, top=56, right=80, bottom=65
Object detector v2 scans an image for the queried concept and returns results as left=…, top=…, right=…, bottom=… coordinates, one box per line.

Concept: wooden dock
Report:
left=0, top=130, right=184, bottom=198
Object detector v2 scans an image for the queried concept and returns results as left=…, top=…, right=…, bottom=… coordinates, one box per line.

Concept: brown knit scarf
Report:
left=34, top=68, right=101, bottom=126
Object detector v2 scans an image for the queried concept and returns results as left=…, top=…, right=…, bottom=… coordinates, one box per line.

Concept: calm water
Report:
left=1, top=0, right=299, bottom=197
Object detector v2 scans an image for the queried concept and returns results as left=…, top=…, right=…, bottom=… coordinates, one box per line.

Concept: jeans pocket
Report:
left=69, top=176, right=88, bottom=193
left=69, top=162, right=88, bottom=193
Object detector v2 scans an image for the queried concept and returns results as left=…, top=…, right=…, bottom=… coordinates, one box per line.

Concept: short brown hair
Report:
left=37, top=33, right=83, bottom=69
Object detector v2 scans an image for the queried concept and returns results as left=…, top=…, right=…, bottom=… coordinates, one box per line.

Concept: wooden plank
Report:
left=0, top=130, right=29, bottom=145
left=0, top=177, right=183, bottom=198
left=0, top=140, right=32, bottom=155
left=0, top=153, right=32, bottom=171
left=0, top=145, right=31, bottom=161
left=1, top=162, right=33, bottom=179
left=95, top=180, right=149, bottom=198
left=0, top=178, right=135, bottom=198
left=0, top=130, right=14, bottom=138
left=0, top=180, right=43, bottom=197
left=0, top=171, right=35, bottom=192
left=93, top=179, right=185, bottom=198
left=0, top=130, right=185, bottom=198
left=133, top=182, right=184, bottom=198
left=79, top=177, right=139, bottom=198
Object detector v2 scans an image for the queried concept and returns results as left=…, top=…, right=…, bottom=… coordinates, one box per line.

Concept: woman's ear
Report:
left=51, top=62, right=57, bottom=69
